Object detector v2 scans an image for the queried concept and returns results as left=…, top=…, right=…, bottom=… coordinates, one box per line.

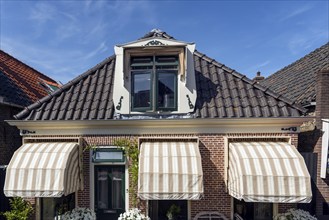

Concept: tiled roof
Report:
left=0, top=50, right=60, bottom=107
left=15, top=30, right=305, bottom=120
left=260, top=43, right=329, bottom=105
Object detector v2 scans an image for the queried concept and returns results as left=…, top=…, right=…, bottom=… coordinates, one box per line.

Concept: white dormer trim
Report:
left=113, top=37, right=196, bottom=115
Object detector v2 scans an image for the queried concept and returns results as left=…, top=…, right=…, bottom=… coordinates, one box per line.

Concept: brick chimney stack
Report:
left=253, top=71, right=265, bottom=83
left=315, top=68, right=329, bottom=129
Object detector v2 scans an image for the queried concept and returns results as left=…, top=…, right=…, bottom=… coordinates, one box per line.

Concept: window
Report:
left=131, top=56, right=178, bottom=112
left=92, top=148, right=125, bottom=163
left=41, top=193, right=75, bottom=219
left=233, top=199, right=273, bottom=220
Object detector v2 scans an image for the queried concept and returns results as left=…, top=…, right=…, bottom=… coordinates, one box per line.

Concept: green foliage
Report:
left=114, top=139, right=139, bottom=207
left=1, top=197, right=33, bottom=220
left=83, top=144, right=96, bottom=152
left=166, top=204, right=181, bottom=220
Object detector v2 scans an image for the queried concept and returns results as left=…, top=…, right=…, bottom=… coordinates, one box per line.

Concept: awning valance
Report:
left=228, top=142, right=312, bottom=203
left=138, top=141, right=203, bottom=200
left=4, top=142, right=81, bottom=197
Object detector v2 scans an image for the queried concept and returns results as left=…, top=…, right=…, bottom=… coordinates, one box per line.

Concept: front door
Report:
left=95, top=166, right=125, bottom=220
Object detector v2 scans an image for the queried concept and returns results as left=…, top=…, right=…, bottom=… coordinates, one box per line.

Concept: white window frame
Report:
left=321, top=119, right=329, bottom=178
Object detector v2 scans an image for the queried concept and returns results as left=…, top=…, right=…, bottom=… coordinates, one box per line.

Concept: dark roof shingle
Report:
left=260, top=43, right=329, bottom=105
left=15, top=31, right=306, bottom=120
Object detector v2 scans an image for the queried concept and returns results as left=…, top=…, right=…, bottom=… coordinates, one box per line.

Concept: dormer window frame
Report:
left=130, top=54, right=179, bottom=112
left=113, top=39, right=196, bottom=115
left=124, top=47, right=186, bottom=113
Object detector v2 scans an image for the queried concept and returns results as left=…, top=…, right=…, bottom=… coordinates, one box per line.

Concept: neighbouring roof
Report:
left=15, top=30, right=306, bottom=120
left=0, top=50, right=60, bottom=108
left=260, top=43, right=329, bottom=106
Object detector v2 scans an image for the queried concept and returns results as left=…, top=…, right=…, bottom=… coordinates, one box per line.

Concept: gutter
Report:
left=0, top=100, right=24, bottom=109
left=7, top=117, right=314, bottom=132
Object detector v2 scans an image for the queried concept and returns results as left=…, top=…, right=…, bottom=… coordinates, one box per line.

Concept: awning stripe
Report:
left=228, top=142, right=312, bottom=203
left=138, top=142, right=203, bottom=200
left=4, top=142, right=81, bottom=197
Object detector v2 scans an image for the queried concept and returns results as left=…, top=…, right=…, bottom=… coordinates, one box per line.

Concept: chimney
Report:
left=315, top=67, right=329, bottom=129
left=253, top=71, right=265, bottom=83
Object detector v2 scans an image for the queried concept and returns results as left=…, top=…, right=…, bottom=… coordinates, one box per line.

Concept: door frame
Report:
left=90, top=150, right=129, bottom=213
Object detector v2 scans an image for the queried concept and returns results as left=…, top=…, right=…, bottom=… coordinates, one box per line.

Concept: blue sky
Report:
left=0, top=0, right=328, bottom=84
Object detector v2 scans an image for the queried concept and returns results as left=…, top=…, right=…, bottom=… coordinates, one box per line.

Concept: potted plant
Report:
left=166, top=204, right=181, bottom=220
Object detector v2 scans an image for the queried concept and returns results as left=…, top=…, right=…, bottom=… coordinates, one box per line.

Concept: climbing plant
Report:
left=114, top=139, right=140, bottom=207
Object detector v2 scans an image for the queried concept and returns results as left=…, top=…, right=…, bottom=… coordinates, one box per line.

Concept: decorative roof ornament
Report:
left=150, top=28, right=163, bottom=33
left=144, top=40, right=166, bottom=47
left=150, top=28, right=165, bottom=37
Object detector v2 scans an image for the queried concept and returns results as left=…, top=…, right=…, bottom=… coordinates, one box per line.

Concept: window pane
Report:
left=157, top=71, right=176, bottom=109
left=111, top=169, right=124, bottom=209
left=97, top=170, right=109, bottom=209
left=132, top=72, right=151, bottom=109
left=95, top=151, right=123, bottom=161
left=155, top=56, right=178, bottom=70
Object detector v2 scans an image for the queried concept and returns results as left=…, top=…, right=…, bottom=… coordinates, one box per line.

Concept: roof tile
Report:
left=261, top=43, right=329, bottom=105
left=0, top=50, right=59, bottom=107
left=15, top=33, right=306, bottom=120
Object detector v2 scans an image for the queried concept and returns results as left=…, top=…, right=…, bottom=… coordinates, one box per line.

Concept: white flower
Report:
left=274, top=209, right=317, bottom=220
left=62, top=208, right=96, bottom=220
left=118, top=208, right=150, bottom=220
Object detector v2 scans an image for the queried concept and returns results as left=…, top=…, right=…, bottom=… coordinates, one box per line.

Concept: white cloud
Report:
left=288, top=28, right=328, bottom=55
left=246, top=60, right=271, bottom=76
left=83, top=42, right=109, bottom=60
left=0, top=37, right=89, bottom=83
left=279, top=5, right=313, bottom=22
left=29, top=2, right=57, bottom=24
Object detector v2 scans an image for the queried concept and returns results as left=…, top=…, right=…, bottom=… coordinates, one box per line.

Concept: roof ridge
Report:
left=266, top=42, right=329, bottom=80
left=194, top=50, right=307, bottom=114
left=139, top=29, right=175, bottom=40
left=0, top=49, right=58, bottom=84
left=14, top=55, right=116, bottom=119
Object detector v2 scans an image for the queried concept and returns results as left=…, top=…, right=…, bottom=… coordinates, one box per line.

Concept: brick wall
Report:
left=73, top=132, right=299, bottom=219
left=0, top=104, right=22, bottom=165
left=0, top=104, right=23, bottom=217
left=315, top=68, right=329, bottom=218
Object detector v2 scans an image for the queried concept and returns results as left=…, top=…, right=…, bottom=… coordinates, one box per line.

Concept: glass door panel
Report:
left=95, top=166, right=125, bottom=220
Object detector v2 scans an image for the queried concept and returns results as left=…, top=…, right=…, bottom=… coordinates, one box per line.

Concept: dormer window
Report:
left=131, top=55, right=178, bottom=112
left=113, top=37, right=196, bottom=116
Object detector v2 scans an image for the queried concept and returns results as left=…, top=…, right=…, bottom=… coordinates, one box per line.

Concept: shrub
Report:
left=1, top=197, right=33, bottom=220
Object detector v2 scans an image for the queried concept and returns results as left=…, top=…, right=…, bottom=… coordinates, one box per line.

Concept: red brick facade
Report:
left=71, top=132, right=299, bottom=219
left=315, top=69, right=329, bottom=218
left=0, top=104, right=23, bottom=217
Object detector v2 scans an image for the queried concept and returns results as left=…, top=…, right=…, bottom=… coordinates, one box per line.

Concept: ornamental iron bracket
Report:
left=186, top=95, right=194, bottom=109
left=116, top=96, right=123, bottom=110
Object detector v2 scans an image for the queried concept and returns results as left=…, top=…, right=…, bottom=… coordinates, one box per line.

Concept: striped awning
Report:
left=228, top=142, right=312, bottom=203
left=138, top=142, right=203, bottom=200
left=4, top=142, right=81, bottom=197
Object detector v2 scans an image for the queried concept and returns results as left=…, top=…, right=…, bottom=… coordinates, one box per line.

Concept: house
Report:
left=260, top=43, right=329, bottom=219
left=0, top=50, right=60, bottom=217
left=260, top=43, right=328, bottom=115
left=4, top=30, right=313, bottom=220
